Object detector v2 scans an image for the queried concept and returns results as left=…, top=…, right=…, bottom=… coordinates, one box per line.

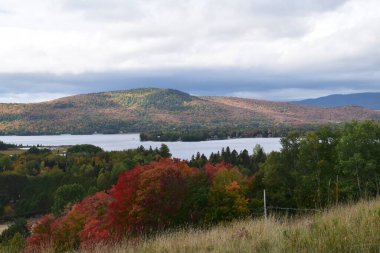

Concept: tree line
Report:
left=139, top=125, right=319, bottom=142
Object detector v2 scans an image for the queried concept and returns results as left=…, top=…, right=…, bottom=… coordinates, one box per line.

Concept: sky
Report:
left=0, top=0, right=379, bottom=102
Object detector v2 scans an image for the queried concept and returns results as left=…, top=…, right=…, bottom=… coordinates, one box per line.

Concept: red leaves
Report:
left=24, top=159, right=244, bottom=251
left=107, top=165, right=143, bottom=239
left=25, top=192, right=111, bottom=252
left=204, top=161, right=232, bottom=179
left=108, top=158, right=198, bottom=236
left=24, top=214, right=55, bottom=253
left=75, top=192, right=111, bottom=248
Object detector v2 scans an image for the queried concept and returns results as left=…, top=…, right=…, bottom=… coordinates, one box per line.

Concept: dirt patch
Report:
left=0, top=224, right=9, bottom=234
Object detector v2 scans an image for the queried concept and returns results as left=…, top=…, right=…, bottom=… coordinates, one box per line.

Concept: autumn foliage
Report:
left=108, top=159, right=198, bottom=238
left=24, top=158, right=249, bottom=252
left=25, top=192, right=110, bottom=252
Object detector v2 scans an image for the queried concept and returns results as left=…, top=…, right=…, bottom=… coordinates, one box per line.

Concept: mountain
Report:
left=291, top=92, right=380, bottom=110
left=0, top=88, right=379, bottom=135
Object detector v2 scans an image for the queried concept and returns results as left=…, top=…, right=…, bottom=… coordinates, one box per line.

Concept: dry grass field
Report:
left=3, top=199, right=380, bottom=252
left=0, top=149, right=25, bottom=156
left=72, top=199, right=380, bottom=253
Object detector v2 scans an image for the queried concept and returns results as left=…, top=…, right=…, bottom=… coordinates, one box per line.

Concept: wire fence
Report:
left=249, top=205, right=331, bottom=219
left=0, top=209, right=49, bottom=223
left=267, top=206, right=328, bottom=212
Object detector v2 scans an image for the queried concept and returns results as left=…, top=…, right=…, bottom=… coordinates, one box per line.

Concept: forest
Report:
left=139, top=125, right=316, bottom=141
left=1, top=120, right=380, bottom=252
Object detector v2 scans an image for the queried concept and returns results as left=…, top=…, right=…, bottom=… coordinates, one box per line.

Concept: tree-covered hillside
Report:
left=0, top=88, right=379, bottom=135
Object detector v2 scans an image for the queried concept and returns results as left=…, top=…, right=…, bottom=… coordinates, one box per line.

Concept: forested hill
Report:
left=0, top=88, right=380, bottom=135
left=292, top=92, right=380, bottom=110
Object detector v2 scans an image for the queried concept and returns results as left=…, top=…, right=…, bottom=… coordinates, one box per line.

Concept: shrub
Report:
left=108, top=158, right=198, bottom=237
left=23, top=159, right=248, bottom=250
left=0, top=218, right=28, bottom=244
left=25, top=192, right=111, bottom=252
left=52, top=184, right=85, bottom=216
left=24, top=214, right=56, bottom=253
left=67, top=145, right=103, bottom=155
left=8, top=233, right=26, bottom=253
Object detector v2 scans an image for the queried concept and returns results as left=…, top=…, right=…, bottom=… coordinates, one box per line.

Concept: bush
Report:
left=52, top=184, right=85, bottom=216
left=23, top=159, right=248, bottom=250
left=67, top=145, right=103, bottom=155
left=26, top=146, right=51, bottom=155
left=108, top=158, right=199, bottom=236
left=25, top=193, right=110, bottom=252
left=8, top=233, right=26, bottom=253
left=24, top=214, right=55, bottom=253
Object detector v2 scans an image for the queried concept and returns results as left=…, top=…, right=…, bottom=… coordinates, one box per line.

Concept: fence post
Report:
left=264, top=189, right=267, bottom=220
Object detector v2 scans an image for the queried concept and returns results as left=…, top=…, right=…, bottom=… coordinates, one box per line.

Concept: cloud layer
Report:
left=0, top=0, right=379, bottom=102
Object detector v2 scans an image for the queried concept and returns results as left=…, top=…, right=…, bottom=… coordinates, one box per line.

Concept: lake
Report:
left=0, top=134, right=281, bottom=160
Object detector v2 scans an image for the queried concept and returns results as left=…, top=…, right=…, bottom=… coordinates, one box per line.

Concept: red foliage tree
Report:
left=106, top=165, right=143, bottom=240
left=107, top=158, right=198, bottom=237
left=78, top=191, right=111, bottom=249
left=204, top=161, right=233, bottom=180
left=24, top=214, right=56, bottom=253
left=24, top=192, right=111, bottom=252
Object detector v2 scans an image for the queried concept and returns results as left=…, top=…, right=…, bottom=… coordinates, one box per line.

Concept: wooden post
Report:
left=335, top=175, right=339, bottom=205
left=264, top=189, right=267, bottom=220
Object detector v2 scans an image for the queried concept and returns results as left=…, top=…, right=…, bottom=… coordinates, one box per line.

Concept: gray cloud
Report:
left=0, top=0, right=379, bottom=102
left=0, top=69, right=379, bottom=102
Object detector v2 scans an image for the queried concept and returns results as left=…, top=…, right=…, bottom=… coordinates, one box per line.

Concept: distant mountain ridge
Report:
left=291, top=92, right=380, bottom=110
left=0, top=88, right=379, bottom=135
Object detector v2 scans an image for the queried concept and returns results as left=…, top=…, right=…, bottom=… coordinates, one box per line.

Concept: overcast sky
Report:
left=0, top=0, right=379, bottom=102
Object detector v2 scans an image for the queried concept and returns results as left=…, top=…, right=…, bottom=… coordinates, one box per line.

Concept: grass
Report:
left=0, top=148, right=25, bottom=156
left=81, top=199, right=380, bottom=253
left=0, top=146, right=68, bottom=156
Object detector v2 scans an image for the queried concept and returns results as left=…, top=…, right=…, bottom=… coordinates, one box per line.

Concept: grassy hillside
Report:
left=0, top=88, right=379, bottom=135
left=84, top=199, right=380, bottom=253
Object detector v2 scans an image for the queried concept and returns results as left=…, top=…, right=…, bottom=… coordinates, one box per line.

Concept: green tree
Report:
left=0, top=155, right=12, bottom=171
left=261, top=152, right=296, bottom=208
left=336, top=121, right=380, bottom=200
left=96, top=171, right=112, bottom=190
left=0, top=218, right=28, bottom=244
left=293, top=128, right=339, bottom=208
left=67, top=145, right=103, bottom=155
left=52, top=184, right=85, bottom=216
left=159, top=144, right=171, bottom=158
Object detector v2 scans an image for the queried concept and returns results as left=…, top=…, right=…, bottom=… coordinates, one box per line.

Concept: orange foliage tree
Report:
left=206, top=166, right=249, bottom=222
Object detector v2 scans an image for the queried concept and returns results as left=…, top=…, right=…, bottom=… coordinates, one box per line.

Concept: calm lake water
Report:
left=0, top=134, right=281, bottom=160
